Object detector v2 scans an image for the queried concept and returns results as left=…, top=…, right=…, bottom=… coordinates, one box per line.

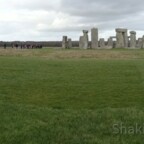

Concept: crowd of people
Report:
left=3, top=43, right=43, bottom=49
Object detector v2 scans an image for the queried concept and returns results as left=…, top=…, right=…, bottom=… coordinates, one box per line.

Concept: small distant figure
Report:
left=39, top=45, right=43, bottom=49
left=11, top=43, right=13, bottom=48
left=4, top=43, right=7, bottom=49
left=20, top=44, right=24, bottom=49
left=15, top=44, right=19, bottom=49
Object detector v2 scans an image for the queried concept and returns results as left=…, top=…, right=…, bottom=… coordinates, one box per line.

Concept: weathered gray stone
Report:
left=136, top=38, right=142, bottom=49
left=116, top=31, right=124, bottom=48
left=107, top=37, right=113, bottom=49
left=79, top=36, right=84, bottom=48
left=62, top=36, right=68, bottom=49
left=116, top=28, right=128, bottom=48
left=110, top=36, right=116, bottom=39
left=99, top=38, right=105, bottom=48
left=91, top=28, right=98, bottom=49
left=116, top=28, right=127, bottom=33
left=142, top=36, right=144, bottom=49
left=67, top=38, right=72, bottom=49
left=82, top=30, right=89, bottom=49
left=129, top=31, right=136, bottom=48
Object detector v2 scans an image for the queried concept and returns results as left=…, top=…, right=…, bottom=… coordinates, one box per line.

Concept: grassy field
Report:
left=1, top=48, right=144, bottom=143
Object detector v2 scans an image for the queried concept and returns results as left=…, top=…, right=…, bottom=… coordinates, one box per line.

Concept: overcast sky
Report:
left=0, top=0, right=144, bottom=41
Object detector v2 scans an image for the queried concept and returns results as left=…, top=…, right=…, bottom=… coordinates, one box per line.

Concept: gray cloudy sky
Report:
left=0, top=0, right=144, bottom=41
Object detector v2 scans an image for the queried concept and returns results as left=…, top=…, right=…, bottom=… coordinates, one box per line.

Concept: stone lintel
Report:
left=116, top=28, right=127, bottom=33
left=130, top=31, right=136, bottom=34
left=100, top=38, right=105, bottom=40
left=110, top=36, right=116, bottom=39
left=138, top=38, right=142, bottom=41
left=91, top=28, right=98, bottom=30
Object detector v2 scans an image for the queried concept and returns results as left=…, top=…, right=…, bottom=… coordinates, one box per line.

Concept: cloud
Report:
left=0, top=0, right=144, bottom=41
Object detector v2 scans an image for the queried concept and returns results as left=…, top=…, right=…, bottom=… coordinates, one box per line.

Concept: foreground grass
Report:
left=1, top=102, right=144, bottom=144
left=1, top=49, right=144, bottom=143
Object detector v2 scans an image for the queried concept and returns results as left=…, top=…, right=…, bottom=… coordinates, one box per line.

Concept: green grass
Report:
left=1, top=49, right=144, bottom=143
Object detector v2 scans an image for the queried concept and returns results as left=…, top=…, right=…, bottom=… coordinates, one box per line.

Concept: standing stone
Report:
left=62, top=36, right=68, bottom=49
left=79, top=36, right=84, bottom=48
left=99, top=38, right=105, bottom=48
left=116, top=28, right=128, bottom=48
left=124, top=30, right=128, bottom=48
left=107, top=37, right=113, bottom=49
left=130, top=31, right=136, bottom=48
left=116, top=30, right=124, bottom=48
left=142, top=36, right=144, bottom=49
left=136, top=38, right=142, bottom=49
left=82, top=30, right=89, bottom=49
left=67, top=38, right=72, bottom=49
left=91, top=28, right=98, bottom=49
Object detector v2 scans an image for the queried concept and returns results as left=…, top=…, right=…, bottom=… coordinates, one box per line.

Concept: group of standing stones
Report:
left=62, top=36, right=72, bottom=49
left=62, top=28, right=144, bottom=49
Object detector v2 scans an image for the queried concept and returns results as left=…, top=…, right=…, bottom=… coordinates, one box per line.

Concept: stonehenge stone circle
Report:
left=61, top=27, right=144, bottom=49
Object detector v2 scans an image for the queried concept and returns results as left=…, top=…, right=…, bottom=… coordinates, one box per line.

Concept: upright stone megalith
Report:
left=99, top=38, right=105, bottom=48
left=130, top=31, right=136, bottom=48
left=91, top=28, right=98, bottom=49
left=142, top=36, right=144, bottom=49
left=116, top=28, right=128, bottom=48
left=67, top=38, right=72, bottom=49
left=62, top=36, right=68, bottom=49
left=83, top=30, right=89, bottom=49
left=107, top=37, right=114, bottom=49
left=79, top=36, right=84, bottom=48
left=137, top=38, right=142, bottom=49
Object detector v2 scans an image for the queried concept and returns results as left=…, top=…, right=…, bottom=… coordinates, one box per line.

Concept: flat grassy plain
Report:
left=1, top=48, right=144, bottom=143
